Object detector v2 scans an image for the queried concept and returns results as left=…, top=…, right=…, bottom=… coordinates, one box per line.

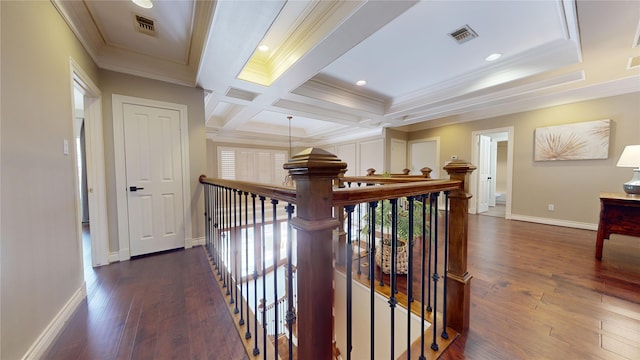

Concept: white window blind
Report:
left=217, top=147, right=288, bottom=185
left=219, top=149, right=236, bottom=180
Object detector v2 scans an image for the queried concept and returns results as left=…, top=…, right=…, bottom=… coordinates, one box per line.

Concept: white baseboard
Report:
left=510, top=214, right=598, bottom=231
left=22, top=284, right=87, bottom=360
left=119, top=247, right=131, bottom=262
left=186, top=236, right=205, bottom=248
left=108, top=251, right=120, bottom=263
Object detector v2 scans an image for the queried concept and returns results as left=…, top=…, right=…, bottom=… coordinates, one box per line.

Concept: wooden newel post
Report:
left=284, top=148, right=347, bottom=360
left=443, top=159, right=476, bottom=333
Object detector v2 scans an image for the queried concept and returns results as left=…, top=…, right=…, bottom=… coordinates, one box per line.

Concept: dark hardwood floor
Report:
left=443, top=215, right=640, bottom=360
left=46, top=215, right=640, bottom=359
left=44, top=247, right=248, bottom=360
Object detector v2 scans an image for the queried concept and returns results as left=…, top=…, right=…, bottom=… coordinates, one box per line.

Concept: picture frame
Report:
left=534, top=119, right=611, bottom=161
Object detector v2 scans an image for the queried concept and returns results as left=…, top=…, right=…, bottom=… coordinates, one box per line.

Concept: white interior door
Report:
left=124, top=103, right=185, bottom=256
left=390, top=139, right=407, bottom=173
left=477, top=135, right=491, bottom=213
left=409, top=139, right=439, bottom=179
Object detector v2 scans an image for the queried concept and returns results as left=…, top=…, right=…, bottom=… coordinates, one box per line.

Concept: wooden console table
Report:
left=595, top=192, right=640, bottom=260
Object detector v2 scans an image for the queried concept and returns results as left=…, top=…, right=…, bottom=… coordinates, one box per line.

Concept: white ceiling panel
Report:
left=54, top=0, right=640, bottom=146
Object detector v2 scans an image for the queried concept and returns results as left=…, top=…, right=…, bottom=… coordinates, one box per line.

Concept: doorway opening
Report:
left=72, top=86, right=92, bottom=280
left=70, top=58, right=109, bottom=276
left=470, top=127, right=514, bottom=219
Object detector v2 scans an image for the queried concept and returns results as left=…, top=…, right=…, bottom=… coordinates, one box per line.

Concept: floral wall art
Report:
left=534, top=119, right=611, bottom=161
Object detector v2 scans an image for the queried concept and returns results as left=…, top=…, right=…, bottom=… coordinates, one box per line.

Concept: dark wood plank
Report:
left=442, top=215, right=640, bottom=360
left=44, top=248, right=248, bottom=360
left=47, top=214, right=640, bottom=360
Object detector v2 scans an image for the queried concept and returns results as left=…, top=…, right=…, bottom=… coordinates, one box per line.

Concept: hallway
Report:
left=44, top=248, right=248, bottom=360
left=45, top=214, right=640, bottom=359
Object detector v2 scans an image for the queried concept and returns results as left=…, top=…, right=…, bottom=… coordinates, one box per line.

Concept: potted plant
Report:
left=361, top=197, right=431, bottom=274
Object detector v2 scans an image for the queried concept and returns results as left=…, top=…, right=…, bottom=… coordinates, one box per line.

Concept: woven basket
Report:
left=375, top=238, right=408, bottom=274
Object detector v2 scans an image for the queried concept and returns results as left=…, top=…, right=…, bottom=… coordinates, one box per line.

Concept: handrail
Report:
left=342, top=176, right=434, bottom=184
left=333, top=179, right=461, bottom=206
left=263, top=294, right=288, bottom=312
left=199, top=175, right=296, bottom=204
left=199, top=175, right=460, bottom=207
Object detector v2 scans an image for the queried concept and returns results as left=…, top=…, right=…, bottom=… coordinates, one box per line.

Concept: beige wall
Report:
left=0, top=2, right=100, bottom=358
left=409, top=92, right=640, bottom=224
left=100, top=70, right=207, bottom=251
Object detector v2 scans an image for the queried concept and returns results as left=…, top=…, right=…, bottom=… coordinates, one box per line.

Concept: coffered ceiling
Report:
left=54, top=0, right=640, bottom=146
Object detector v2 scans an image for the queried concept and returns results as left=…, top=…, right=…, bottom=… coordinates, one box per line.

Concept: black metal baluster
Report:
left=285, top=203, right=295, bottom=360
left=208, top=186, right=218, bottom=262
left=379, top=200, right=385, bottom=287
left=271, top=199, right=279, bottom=359
left=244, top=191, right=251, bottom=338
left=345, top=204, right=355, bottom=360
left=419, top=193, right=428, bottom=360
left=426, top=193, right=433, bottom=312
left=357, top=201, right=362, bottom=275
left=407, top=196, right=414, bottom=360
left=204, top=184, right=210, bottom=258
left=441, top=191, right=450, bottom=340
left=224, top=187, right=230, bottom=292
left=250, top=194, right=260, bottom=356
left=259, top=196, right=267, bottom=359
left=389, top=198, right=398, bottom=360
left=368, top=201, right=378, bottom=360
left=231, top=189, right=238, bottom=310
left=239, top=191, right=245, bottom=324
left=211, top=185, right=216, bottom=260
left=217, top=186, right=222, bottom=278
left=430, top=192, right=440, bottom=351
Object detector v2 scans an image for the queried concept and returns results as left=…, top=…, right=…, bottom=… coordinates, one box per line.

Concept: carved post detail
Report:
left=284, top=148, right=347, bottom=360
left=443, top=159, right=476, bottom=333
left=420, top=167, right=433, bottom=179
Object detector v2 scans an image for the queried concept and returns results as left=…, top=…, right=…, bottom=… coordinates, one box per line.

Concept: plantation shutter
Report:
left=219, top=149, right=236, bottom=180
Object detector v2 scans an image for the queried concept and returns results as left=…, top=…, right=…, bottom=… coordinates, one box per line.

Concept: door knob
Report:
left=129, top=186, right=145, bottom=192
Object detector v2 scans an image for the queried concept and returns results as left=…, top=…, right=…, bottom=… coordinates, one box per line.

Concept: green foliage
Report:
left=361, top=197, right=431, bottom=244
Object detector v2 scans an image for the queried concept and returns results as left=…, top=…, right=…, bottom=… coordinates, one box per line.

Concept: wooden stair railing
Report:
left=200, top=147, right=474, bottom=359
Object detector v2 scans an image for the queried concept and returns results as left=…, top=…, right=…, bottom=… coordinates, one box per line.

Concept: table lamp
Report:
left=616, top=145, right=640, bottom=195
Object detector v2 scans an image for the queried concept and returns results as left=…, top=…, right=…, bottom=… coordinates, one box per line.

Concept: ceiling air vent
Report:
left=134, top=14, right=156, bottom=36
left=449, top=25, right=478, bottom=44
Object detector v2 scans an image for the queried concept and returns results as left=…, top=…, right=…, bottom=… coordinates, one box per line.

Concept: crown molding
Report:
left=404, top=75, right=640, bottom=131
left=389, top=39, right=581, bottom=117
left=52, top=0, right=214, bottom=88
left=292, top=77, right=386, bottom=114
left=398, top=70, right=586, bottom=125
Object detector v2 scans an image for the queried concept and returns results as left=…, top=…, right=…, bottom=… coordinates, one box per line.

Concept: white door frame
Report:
left=113, top=94, right=192, bottom=261
left=470, top=127, right=514, bottom=218
left=70, top=59, right=110, bottom=267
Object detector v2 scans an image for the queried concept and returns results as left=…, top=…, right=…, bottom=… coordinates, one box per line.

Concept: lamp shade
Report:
left=616, top=145, right=640, bottom=168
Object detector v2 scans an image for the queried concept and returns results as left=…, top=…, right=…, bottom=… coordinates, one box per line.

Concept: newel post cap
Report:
left=444, top=159, right=476, bottom=195
left=443, top=159, right=477, bottom=175
left=283, top=147, right=347, bottom=177
left=420, top=167, right=433, bottom=178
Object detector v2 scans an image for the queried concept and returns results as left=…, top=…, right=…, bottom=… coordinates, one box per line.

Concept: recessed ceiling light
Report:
left=258, top=45, right=269, bottom=52
left=132, top=0, right=153, bottom=9
left=485, top=53, right=502, bottom=62
left=356, top=80, right=367, bottom=86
